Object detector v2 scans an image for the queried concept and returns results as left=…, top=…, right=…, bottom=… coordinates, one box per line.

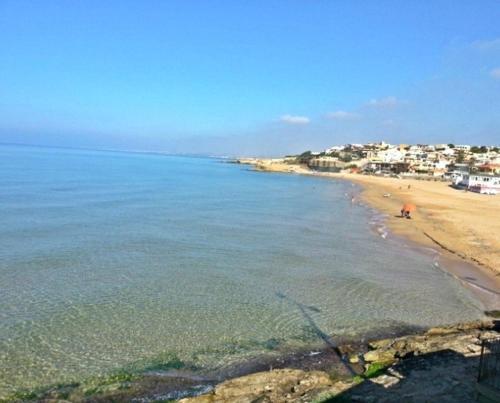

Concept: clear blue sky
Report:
left=1, top=1, right=499, bottom=156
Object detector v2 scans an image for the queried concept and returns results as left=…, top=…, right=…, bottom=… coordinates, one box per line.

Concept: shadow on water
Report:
left=275, top=292, right=357, bottom=376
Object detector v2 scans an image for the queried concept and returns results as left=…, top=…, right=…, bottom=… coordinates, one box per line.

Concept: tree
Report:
left=340, top=154, right=352, bottom=163
left=456, top=151, right=465, bottom=163
left=468, top=157, right=478, bottom=172
left=296, top=151, right=314, bottom=164
left=447, top=143, right=455, bottom=148
left=470, top=145, right=488, bottom=153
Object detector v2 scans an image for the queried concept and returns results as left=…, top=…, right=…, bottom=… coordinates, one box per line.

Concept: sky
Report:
left=1, top=1, right=500, bottom=156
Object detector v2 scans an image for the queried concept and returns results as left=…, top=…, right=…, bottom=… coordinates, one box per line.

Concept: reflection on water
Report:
left=0, top=145, right=483, bottom=396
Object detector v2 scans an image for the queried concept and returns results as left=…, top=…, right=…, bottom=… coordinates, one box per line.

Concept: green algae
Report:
left=363, top=360, right=391, bottom=378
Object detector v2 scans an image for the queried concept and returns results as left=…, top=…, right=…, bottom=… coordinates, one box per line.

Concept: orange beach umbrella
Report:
left=401, top=203, right=416, bottom=213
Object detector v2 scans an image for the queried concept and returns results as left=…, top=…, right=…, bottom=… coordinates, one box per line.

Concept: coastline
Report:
left=180, top=320, right=500, bottom=403
left=236, top=158, right=500, bottom=311
left=4, top=157, right=499, bottom=402
left=9, top=320, right=498, bottom=402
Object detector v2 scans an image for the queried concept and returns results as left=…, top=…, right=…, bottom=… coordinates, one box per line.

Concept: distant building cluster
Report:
left=292, top=141, right=500, bottom=194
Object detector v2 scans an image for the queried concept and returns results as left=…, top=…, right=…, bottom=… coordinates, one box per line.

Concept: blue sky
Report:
left=1, top=1, right=499, bottom=156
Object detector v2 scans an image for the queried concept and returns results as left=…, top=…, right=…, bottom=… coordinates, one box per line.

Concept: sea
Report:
left=0, top=144, right=484, bottom=396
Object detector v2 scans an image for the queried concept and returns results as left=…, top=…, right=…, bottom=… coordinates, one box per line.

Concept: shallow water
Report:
left=0, top=145, right=484, bottom=396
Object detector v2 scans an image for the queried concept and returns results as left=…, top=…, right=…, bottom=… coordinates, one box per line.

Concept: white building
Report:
left=325, top=146, right=344, bottom=154
left=454, top=174, right=500, bottom=195
left=377, top=148, right=405, bottom=163
left=441, top=148, right=455, bottom=156
left=434, top=144, right=449, bottom=151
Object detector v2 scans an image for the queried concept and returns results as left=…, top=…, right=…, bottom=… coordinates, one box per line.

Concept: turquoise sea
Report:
left=0, top=144, right=483, bottom=396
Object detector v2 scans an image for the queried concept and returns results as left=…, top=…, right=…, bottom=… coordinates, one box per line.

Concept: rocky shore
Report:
left=6, top=159, right=499, bottom=402
left=8, top=321, right=498, bottom=402
left=179, top=320, right=499, bottom=403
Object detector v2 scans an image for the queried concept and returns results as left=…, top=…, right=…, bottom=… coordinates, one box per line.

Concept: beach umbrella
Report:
left=401, top=203, right=416, bottom=213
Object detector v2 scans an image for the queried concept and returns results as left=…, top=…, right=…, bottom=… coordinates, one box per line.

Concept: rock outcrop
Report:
left=179, top=369, right=353, bottom=403
left=181, top=321, right=499, bottom=403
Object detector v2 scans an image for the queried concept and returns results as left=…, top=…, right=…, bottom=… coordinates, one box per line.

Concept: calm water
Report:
left=0, top=145, right=483, bottom=395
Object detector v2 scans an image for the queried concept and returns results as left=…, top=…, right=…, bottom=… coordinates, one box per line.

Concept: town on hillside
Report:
left=289, top=142, right=500, bottom=194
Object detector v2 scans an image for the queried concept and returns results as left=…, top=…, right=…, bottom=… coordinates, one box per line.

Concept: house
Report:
left=364, top=161, right=410, bottom=174
left=478, top=163, right=500, bottom=175
left=377, top=148, right=405, bottom=163
left=454, top=174, right=500, bottom=194
left=325, top=146, right=344, bottom=154
left=308, top=156, right=345, bottom=172
left=310, top=141, right=498, bottom=179
left=443, top=163, right=470, bottom=182
left=441, top=148, right=456, bottom=156
left=444, top=171, right=465, bottom=182
left=434, top=144, right=449, bottom=151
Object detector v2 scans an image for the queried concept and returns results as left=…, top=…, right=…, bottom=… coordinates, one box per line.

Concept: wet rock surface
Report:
left=181, top=321, right=499, bottom=403
left=17, top=321, right=498, bottom=402
left=178, top=369, right=352, bottom=403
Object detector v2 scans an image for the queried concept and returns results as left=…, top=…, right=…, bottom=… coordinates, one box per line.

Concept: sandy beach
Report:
left=342, top=173, right=500, bottom=271
left=239, top=158, right=500, bottom=303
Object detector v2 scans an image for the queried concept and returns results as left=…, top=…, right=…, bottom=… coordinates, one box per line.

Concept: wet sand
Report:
left=340, top=173, right=500, bottom=273
left=341, top=173, right=500, bottom=311
left=238, top=159, right=500, bottom=310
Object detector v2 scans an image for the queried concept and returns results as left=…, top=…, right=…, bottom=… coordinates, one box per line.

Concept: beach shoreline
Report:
left=4, top=150, right=496, bottom=402
left=236, top=158, right=500, bottom=310
left=9, top=319, right=497, bottom=402
left=4, top=157, right=498, bottom=402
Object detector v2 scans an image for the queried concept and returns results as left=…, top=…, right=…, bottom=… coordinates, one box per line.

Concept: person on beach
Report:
left=400, top=209, right=411, bottom=219
left=401, top=203, right=416, bottom=219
